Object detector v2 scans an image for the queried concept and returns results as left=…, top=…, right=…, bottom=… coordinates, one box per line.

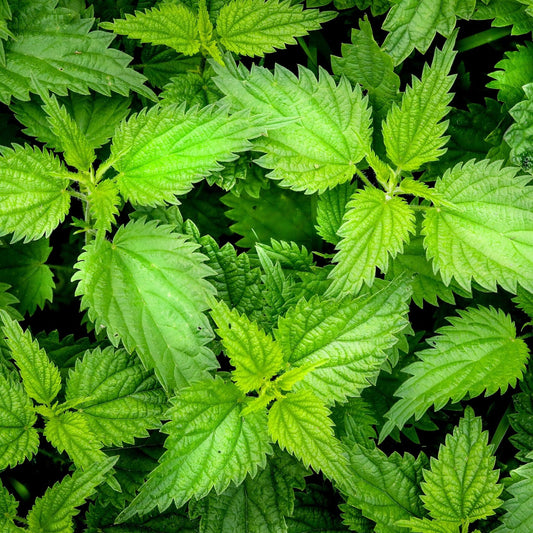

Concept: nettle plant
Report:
left=0, top=0, right=533, bottom=532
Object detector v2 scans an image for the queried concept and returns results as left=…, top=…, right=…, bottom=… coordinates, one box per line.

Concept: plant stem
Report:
left=491, top=406, right=511, bottom=451
left=354, top=167, right=374, bottom=189
left=297, top=36, right=318, bottom=72
left=457, top=27, right=512, bottom=52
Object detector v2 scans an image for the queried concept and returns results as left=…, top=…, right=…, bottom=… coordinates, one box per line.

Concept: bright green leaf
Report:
left=87, top=179, right=120, bottom=232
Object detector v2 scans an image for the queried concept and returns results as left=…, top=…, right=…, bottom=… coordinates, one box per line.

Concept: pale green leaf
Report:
left=331, top=17, right=400, bottom=119
left=256, top=240, right=314, bottom=274
left=397, top=518, right=459, bottom=532
left=0, top=1, right=154, bottom=105
left=473, top=0, right=533, bottom=36
left=327, top=187, right=416, bottom=295
left=422, top=159, right=533, bottom=293
left=191, top=450, right=307, bottom=533
left=0, top=310, right=61, bottom=405
left=315, top=181, right=357, bottom=245
left=495, top=455, right=533, bottom=532
left=397, top=179, right=453, bottom=207
left=43, top=410, right=107, bottom=469
left=344, top=443, right=426, bottom=532
left=217, top=0, right=335, bottom=57
left=268, top=389, right=350, bottom=486
left=382, top=36, right=457, bottom=171
left=276, top=276, right=411, bottom=403
left=0, top=373, right=38, bottom=470
left=0, top=238, right=54, bottom=315
left=39, top=89, right=95, bottom=171
left=101, top=4, right=200, bottom=55
left=381, top=306, right=529, bottom=438
left=110, top=103, right=267, bottom=205
left=73, top=219, right=217, bottom=391
left=211, top=299, right=284, bottom=393
left=87, top=179, right=120, bottom=232
left=0, top=481, right=21, bottom=532
left=488, top=42, right=533, bottom=108
left=0, top=145, right=71, bottom=243
left=383, top=0, right=474, bottom=65
left=65, top=346, right=167, bottom=446
left=213, top=57, right=372, bottom=193
left=27, top=456, right=117, bottom=533
left=160, top=71, right=220, bottom=108
left=420, top=407, right=502, bottom=523
left=504, top=82, right=533, bottom=172
left=119, top=378, right=271, bottom=520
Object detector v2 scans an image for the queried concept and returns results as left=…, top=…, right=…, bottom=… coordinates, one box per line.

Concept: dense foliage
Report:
left=0, top=0, right=532, bottom=531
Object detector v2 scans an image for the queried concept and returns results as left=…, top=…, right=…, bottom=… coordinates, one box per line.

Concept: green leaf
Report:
left=191, top=450, right=307, bottom=533
left=419, top=407, right=502, bottom=524
left=213, top=57, right=372, bottom=193
left=38, top=89, right=95, bottom=171
left=73, top=219, right=217, bottom=391
left=327, top=187, right=416, bottom=295
left=495, top=455, right=533, bottom=532
left=43, top=410, right=107, bottom=469
left=216, top=0, right=335, bottom=57
left=0, top=283, right=21, bottom=320
left=397, top=518, right=459, bottom=532
left=382, top=35, right=457, bottom=171
left=315, top=181, right=357, bottom=245
left=268, top=389, right=350, bottom=485
left=211, top=299, right=284, bottom=393
left=0, top=373, right=38, bottom=470
left=0, top=481, right=21, bottom=532
left=488, top=42, right=533, bottom=108
left=344, top=443, right=426, bottom=532
left=0, top=238, right=54, bottom=315
left=87, top=179, right=120, bottom=232
left=276, top=276, right=411, bottom=403
left=381, top=306, right=530, bottom=438
left=422, top=159, right=533, bottom=293
left=331, top=17, right=400, bottom=120
left=101, top=4, right=201, bottom=56
left=27, top=456, right=118, bottom=533
left=65, top=346, right=167, bottom=446
left=473, top=0, right=533, bottom=36
left=110, top=103, right=267, bottom=206
left=119, top=378, right=271, bottom=520
left=505, top=82, right=533, bottom=172
left=0, top=1, right=154, bottom=105
left=0, top=310, right=61, bottom=405
left=509, top=369, right=533, bottom=460
left=12, top=93, right=131, bottom=152
left=0, top=145, right=71, bottom=243
left=383, top=0, right=474, bottom=65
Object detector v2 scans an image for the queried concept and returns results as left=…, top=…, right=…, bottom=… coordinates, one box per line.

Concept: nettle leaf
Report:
left=0, top=283, right=21, bottom=320
left=398, top=518, right=459, bottom=532
left=0, top=310, right=61, bottom=405
left=43, top=410, right=107, bottom=469
left=101, top=3, right=201, bottom=56
left=120, top=378, right=271, bottom=520
left=110, top=103, right=267, bottom=206
left=509, top=369, right=533, bottom=460
left=473, top=0, right=533, bottom=36
left=344, top=443, right=426, bottom=532
left=0, top=238, right=54, bottom=315
left=422, top=159, right=533, bottom=293
left=216, top=0, right=335, bottom=57
left=160, top=71, right=220, bottom=108
left=386, top=236, right=471, bottom=308
left=211, top=299, right=284, bottom=393
left=12, top=93, right=131, bottom=152
left=26, top=456, right=117, bottom=533
left=65, top=346, right=167, bottom=446
left=0, top=481, right=20, bottom=532
left=382, top=35, right=456, bottom=172
left=0, top=1, right=154, bottom=105
left=213, top=57, right=372, bottom=193
left=191, top=450, right=308, bottom=533
left=0, top=145, right=71, bottom=243
left=331, top=17, right=400, bottom=120
left=419, top=407, right=502, bottom=524
left=73, top=219, right=217, bottom=391
left=381, top=306, right=530, bottom=438
left=488, top=42, right=533, bottom=108
left=327, top=187, right=416, bottom=295
left=383, top=0, right=474, bottom=65
left=87, top=179, right=121, bottom=233
left=0, top=373, right=38, bottom=470
left=315, top=181, right=357, bottom=245
left=268, top=389, right=350, bottom=486
left=495, top=454, right=533, bottom=533
left=505, top=82, right=533, bottom=171
left=277, top=276, right=411, bottom=403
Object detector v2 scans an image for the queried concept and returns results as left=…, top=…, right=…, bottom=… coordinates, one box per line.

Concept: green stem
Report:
left=354, top=167, right=374, bottom=189
left=15, top=516, right=28, bottom=526
left=461, top=521, right=469, bottom=533
left=296, top=36, right=318, bottom=72
left=491, top=406, right=511, bottom=451
left=457, top=27, right=512, bottom=52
